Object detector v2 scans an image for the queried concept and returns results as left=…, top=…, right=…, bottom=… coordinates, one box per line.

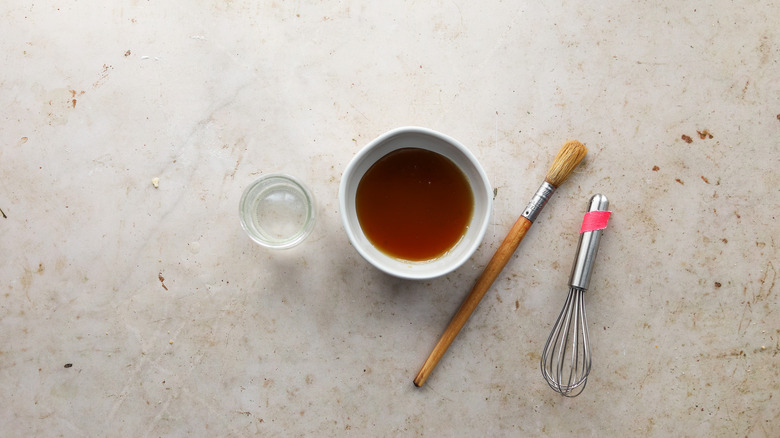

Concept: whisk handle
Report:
left=569, top=194, right=609, bottom=290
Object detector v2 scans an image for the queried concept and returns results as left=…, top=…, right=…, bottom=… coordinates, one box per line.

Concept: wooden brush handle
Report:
left=413, top=215, right=533, bottom=387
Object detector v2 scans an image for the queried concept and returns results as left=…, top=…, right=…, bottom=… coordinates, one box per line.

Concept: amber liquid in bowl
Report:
left=355, top=148, right=474, bottom=261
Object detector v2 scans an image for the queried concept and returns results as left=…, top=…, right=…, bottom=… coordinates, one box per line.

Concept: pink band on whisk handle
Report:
left=579, top=210, right=611, bottom=234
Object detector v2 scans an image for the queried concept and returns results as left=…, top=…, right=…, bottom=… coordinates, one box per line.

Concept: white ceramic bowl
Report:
left=339, top=127, right=492, bottom=280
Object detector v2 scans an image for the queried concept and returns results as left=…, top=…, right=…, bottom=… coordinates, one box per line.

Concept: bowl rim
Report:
left=339, top=126, right=492, bottom=279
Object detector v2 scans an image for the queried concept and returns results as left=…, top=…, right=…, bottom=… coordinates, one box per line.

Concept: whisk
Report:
left=541, top=194, right=610, bottom=397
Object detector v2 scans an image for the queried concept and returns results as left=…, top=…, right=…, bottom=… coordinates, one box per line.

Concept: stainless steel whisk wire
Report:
left=541, top=286, right=590, bottom=397
left=540, top=194, right=608, bottom=397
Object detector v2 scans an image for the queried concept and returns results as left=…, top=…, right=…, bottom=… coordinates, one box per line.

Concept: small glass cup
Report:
left=239, top=174, right=316, bottom=249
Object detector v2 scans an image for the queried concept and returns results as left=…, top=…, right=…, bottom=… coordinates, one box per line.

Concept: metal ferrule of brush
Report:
left=569, top=194, right=609, bottom=290
left=521, top=181, right=556, bottom=223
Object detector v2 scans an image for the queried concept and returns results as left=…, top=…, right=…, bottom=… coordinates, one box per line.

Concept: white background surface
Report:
left=2, top=1, right=778, bottom=436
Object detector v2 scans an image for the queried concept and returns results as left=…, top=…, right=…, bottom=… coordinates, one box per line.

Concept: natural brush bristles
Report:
left=544, top=140, right=588, bottom=188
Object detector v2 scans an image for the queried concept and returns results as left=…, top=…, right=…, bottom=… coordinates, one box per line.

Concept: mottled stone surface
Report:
left=1, top=1, right=778, bottom=436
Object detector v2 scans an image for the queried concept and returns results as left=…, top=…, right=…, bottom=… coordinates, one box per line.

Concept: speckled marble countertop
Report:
left=1, top=1, right=778, bottom=436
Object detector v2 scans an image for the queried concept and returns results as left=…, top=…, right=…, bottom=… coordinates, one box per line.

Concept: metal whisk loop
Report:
left=541, top=287, right=590, bottom=397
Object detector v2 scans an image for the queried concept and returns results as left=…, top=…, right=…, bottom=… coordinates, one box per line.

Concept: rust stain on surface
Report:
left=68, top=90, right=84, bottom=108
left=681, top=134, right=693, bottom=144
left=158, top=273, right=168, bottom=290
left=93, top=64, right=113, bottom=89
